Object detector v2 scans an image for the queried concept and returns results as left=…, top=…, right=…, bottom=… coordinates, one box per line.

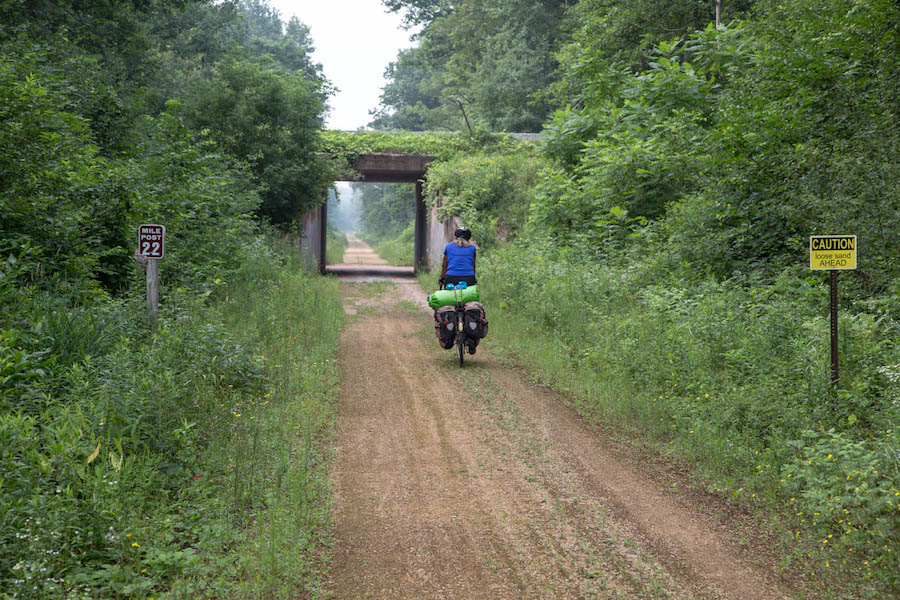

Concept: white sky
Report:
left=267, top=0, right=417, bottom=130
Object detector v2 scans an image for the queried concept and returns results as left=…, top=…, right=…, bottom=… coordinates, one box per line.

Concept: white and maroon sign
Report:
left=138, top=224, right=166, bottom=259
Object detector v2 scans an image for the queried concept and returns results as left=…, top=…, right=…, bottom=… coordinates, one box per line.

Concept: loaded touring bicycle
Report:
left=430, top=284, right=488, bottom=367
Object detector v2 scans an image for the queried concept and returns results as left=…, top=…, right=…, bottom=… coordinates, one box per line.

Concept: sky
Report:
left=267, top=0, right=418, bottom=130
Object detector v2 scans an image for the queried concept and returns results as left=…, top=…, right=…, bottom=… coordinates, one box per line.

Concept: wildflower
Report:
left=132, top=542, right=140, bottom=547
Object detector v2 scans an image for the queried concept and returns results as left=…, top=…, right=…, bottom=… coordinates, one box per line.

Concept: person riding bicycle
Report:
left=439, top=227, right=476, bottom=290
left=433, top=227, right=486, bottom=358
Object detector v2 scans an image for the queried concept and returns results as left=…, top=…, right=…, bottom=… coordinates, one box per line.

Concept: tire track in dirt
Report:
left=330, top=275, right=793, bottom=600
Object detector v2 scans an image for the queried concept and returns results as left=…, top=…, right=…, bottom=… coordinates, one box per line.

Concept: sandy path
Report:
left=340, top=234, right=389, bottom=265
left=327, top=233, right=415, bottom=283
left=330, top=252, right=791, bottom=599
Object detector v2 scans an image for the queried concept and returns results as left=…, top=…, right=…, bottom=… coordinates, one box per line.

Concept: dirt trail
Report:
left=341, top=233, right=389, bottom=265
left=327, top=233, right=415, bottom=284
left=331, top=242, right=791, bottom=599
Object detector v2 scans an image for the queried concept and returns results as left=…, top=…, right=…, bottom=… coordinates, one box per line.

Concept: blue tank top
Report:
left=445, top=243, right=476, bottom=276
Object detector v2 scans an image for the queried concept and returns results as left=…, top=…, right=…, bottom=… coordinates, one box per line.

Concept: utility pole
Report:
left=715, top=0, right=722, bottom=27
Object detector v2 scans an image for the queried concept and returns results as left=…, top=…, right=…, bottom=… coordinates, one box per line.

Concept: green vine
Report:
left=320, top=129, right=536, bottom=180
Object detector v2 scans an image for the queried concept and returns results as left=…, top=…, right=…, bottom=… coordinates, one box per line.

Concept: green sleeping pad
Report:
left=427, top=285, right=480, bottom=309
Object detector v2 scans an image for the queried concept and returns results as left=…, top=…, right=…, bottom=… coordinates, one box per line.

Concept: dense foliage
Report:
left=1, top=2, right=342, bottom=598
left=407, top=0, right=900, bottom=594
left=4, top=0, right=900, bottom=596
left=373, top=0, right=568, bottom=131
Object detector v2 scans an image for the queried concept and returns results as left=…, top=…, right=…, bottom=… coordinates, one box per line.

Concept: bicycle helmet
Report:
left=454, top=227, right=472, bottom=240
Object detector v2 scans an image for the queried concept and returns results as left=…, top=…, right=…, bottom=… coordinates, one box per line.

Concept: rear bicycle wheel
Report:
left=456, top=332, right=465, bottom=367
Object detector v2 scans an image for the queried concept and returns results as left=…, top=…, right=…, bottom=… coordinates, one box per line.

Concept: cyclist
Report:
left=439, top=227, right=477, bottom=290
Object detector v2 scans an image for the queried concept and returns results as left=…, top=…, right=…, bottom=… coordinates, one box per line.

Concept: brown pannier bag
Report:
left=434, top=305, right=458, bottom=349
left=463, top=301, right=488, bottom=339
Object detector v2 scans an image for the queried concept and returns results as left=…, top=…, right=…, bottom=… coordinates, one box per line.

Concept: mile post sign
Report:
left=138, top=224, right=165, bottom=328
left=138, top=224, right=166, bottom=259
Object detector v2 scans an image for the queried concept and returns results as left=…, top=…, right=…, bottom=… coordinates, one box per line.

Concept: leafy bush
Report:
left=0, top=237, right=343, bottom=599
left=478, top=243, right=900, bottom=592
left=424, top=152, right=544, bottom=244
left=0, top=25, right=342, bottom=598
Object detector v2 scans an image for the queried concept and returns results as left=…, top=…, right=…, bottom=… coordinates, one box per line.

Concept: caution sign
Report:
left=810, top=235, right=856, bottom=270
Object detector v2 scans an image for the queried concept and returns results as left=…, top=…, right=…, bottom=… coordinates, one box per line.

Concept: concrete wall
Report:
left=427, top=200, right=462, bottom=271
left=298, top=204, right=324, bottom=271
left=300, top=184, right=464, bottom=275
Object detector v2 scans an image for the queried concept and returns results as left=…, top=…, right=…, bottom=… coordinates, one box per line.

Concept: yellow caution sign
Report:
left=810, top=235, right=856, bottom=270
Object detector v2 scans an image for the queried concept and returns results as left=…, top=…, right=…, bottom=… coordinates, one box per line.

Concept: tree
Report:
left=182, top=56, right=329, bottom=225
left=373, top=0, right=566, bottom=132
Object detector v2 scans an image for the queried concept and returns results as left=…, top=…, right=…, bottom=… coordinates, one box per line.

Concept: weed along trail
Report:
left=331, top=274, right=791, bottom=599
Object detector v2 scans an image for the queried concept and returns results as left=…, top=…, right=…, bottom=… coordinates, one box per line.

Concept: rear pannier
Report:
left=463, top=302, right=488, bottom=339
left=434, top=306, right=458, bottom=349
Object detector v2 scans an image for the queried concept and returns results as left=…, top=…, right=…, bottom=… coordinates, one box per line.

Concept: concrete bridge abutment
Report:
left=299, top=153, right=447, bottom=275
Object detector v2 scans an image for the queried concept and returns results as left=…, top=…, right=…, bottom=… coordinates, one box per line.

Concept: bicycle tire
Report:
left=456, top=307, right=465, bottom=367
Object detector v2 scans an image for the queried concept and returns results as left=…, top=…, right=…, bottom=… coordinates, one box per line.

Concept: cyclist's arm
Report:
left=441, top=254, right=448, bottom=278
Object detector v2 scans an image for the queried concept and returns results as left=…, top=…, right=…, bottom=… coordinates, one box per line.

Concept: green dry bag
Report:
left=427, top=285, right=480, bottom=309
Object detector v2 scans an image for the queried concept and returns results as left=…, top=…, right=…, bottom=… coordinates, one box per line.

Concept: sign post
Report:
left=809, top=235, right=857, bottom=387
left=138, top=225, right=166, bottom=328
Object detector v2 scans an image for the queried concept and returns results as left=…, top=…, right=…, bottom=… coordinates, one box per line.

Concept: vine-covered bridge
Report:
left=299, top=131, right=540, bottom=275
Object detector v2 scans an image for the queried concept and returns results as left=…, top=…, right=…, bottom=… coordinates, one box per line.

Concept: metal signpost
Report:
left=809, top=235, right=857, bottom=387
left=138, top=224, right=166, bottom=328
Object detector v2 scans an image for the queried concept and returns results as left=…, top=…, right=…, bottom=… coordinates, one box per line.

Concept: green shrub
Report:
left=425, top=152, right=544, bottom=245
left=479, top=243, right=900, bottom=591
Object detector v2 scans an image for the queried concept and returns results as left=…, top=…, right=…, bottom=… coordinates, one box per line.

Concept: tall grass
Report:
left=479, top=242, right=900, bottom=597
left=326, top=226, right=348, bottom=264
left=217, top=238, right=342, bottom=599
left=0, top=236, right=342, bottom=599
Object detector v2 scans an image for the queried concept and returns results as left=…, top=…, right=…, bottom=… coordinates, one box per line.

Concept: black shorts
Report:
left=444, top=274, right=477, bottom=288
